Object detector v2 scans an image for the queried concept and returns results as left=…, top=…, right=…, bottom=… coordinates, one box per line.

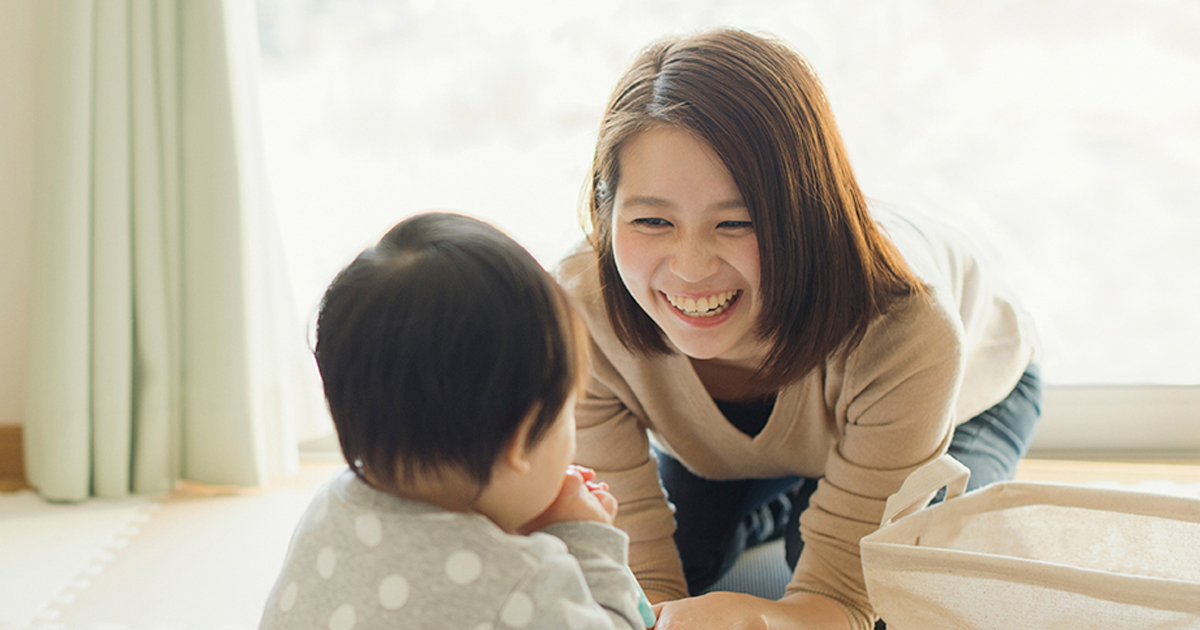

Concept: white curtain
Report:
left=25, top=0, right=326, bottom=502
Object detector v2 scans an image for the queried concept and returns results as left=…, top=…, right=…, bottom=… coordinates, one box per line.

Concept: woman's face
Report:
left=611, top=126, right=766, bottom=366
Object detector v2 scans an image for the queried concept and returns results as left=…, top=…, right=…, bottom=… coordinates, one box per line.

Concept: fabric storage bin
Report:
left=861, top=455, right=1200, bottom=629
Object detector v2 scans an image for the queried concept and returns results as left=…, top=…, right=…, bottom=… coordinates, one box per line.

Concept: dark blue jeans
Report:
left=658, top=364, right=1043, bottom=595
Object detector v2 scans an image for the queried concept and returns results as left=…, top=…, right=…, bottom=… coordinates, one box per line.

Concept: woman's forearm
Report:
left=765, top=592, right=853, bottom=630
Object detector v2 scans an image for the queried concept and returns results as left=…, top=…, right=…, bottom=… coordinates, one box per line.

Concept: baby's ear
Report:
left=499, top=410, right=538, bottom=474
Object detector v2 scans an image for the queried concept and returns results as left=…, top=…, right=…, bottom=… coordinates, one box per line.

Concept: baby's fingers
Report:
left=591, top=488, right=618, bottom=520
left=567, top=464, right=596, bottom=482
left=584, top=480, right=609, bottom=493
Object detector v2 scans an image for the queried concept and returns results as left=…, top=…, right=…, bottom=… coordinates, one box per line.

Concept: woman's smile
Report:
left=663, top=290, right=740, bottom=317
left=662, top=290, right=742, bottom=326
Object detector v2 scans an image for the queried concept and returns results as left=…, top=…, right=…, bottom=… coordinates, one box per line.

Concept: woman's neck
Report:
left=690, top=356, right=777, bottom=402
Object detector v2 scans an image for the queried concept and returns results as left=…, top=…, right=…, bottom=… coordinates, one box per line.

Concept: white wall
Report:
left=0, top=0, right=35, bottom=427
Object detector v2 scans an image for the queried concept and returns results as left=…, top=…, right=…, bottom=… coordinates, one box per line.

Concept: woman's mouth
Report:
left=664, top=290, right=740, bottom=318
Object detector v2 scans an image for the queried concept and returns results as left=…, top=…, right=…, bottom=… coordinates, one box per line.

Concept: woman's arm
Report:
left=652, top=591, right=851, bottom=630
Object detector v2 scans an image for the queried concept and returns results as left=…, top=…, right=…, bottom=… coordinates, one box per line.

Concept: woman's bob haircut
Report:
left=584, top=27, right=926, bottom=388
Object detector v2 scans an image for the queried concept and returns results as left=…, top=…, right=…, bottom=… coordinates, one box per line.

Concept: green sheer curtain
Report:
left=25, top=0, right=323, bottom=502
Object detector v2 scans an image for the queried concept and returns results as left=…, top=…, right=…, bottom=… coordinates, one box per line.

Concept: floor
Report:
left=0, top=461, right=344, bottom=630
left=1, top=456, right=1198, bottom=629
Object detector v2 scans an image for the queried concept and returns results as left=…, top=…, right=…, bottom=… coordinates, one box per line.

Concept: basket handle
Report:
left=880, top=454, right=971, bottom=527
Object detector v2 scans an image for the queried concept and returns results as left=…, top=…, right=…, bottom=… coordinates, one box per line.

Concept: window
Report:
left=255, top=0, right=1200, bottom=451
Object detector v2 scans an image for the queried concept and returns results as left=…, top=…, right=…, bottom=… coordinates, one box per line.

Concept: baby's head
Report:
left=314, top=212, right=587, bottom=504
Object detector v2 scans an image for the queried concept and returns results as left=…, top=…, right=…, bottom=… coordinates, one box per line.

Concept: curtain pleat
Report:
left=27, top=0, right=95, bottom=503
left=130, top=0, right=179, bottom=494
left=91, top=0, right=134, bottom=499
left=177, top=0, right=268, bottom=487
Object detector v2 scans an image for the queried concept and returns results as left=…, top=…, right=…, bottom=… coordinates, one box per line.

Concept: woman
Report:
left=557, top=27, right=1041, bottom=630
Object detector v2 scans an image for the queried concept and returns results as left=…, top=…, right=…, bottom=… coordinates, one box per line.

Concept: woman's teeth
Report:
left=666, top=290, right=738, bottom=317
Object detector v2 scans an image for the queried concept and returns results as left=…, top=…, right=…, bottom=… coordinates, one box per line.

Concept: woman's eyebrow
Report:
left=619, top=195, right=746, bottom=210
left=619, top=195, right=672, bottom=208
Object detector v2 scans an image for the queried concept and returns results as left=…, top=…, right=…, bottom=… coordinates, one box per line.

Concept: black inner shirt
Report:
left=713, top=395, right=777, bottom=438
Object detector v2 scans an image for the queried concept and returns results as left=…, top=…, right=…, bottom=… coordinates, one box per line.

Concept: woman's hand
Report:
left=651, top=591, right=852, bottom=630
left=519, top=465, right=618, bottom=534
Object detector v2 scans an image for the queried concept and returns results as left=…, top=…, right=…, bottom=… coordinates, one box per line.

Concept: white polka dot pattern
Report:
left=317, top=547, right=337, bottom=579
left=445, top=549, right=483, bottom=585
left=263, top=476, right=652, bottom=630
left=279, top=581, right=298, bottom=612
left=328, top=604, right=356, bottom=630
left=355, top=513, right=382, bottom=547
left=500, top=591, right=535, bottom=628
left=378, top=574, right=409, bottom=610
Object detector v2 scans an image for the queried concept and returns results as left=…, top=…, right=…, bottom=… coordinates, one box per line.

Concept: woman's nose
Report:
left=668, top=236, right=719, bottom=283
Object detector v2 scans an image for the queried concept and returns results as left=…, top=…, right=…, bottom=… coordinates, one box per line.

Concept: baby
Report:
left=259, top=212, right=654, bottom=630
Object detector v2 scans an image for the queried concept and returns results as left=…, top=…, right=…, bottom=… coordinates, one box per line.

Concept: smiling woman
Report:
left=554, top=27, right=1050, bottom=629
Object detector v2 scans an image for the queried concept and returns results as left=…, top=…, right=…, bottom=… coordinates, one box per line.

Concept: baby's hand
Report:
left=519, top=465, right=618, bottom=534
left=570, top=465, right=618, bottom=521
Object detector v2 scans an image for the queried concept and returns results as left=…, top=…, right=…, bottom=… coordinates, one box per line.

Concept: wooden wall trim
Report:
left=0, top=425, right=26, bottom=489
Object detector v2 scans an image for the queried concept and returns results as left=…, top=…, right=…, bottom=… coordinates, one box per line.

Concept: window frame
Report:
left=1032, top=386, right=1200, bottom=455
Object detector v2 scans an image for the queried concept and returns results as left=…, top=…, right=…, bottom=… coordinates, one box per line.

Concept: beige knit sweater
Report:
left=556, top=206, right=1036, bottom=630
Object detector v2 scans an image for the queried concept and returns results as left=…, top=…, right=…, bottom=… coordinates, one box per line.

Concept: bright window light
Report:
left=255, top=0, right=1200, bottom=387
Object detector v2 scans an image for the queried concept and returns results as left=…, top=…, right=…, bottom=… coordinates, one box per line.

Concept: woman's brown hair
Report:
left=584, top=27, right=927, bottom=388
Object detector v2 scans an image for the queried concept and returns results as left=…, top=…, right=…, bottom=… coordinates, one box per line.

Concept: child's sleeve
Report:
left=495, top=523, right=654, bottom=630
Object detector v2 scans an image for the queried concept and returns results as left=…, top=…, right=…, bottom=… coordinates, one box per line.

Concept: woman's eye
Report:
left=632, top=217, right=672, bottom=228
left=719, top=221, right=754, bottom=230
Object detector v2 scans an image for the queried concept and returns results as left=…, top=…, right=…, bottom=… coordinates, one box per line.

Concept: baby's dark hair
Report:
left=314, top=212, right=587, bottom=490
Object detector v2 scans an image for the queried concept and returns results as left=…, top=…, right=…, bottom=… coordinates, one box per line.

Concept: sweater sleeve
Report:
left=493, top=527, right=651, bottom=630
left=574, top=349, right=689, bottom=603
left=542, top=522, right=656, bottom=628
left=785, top=293, right=965, bottom=630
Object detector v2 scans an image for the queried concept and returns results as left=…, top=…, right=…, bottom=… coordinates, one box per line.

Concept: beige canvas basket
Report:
left=860, top=455, right=1200, bottom=629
